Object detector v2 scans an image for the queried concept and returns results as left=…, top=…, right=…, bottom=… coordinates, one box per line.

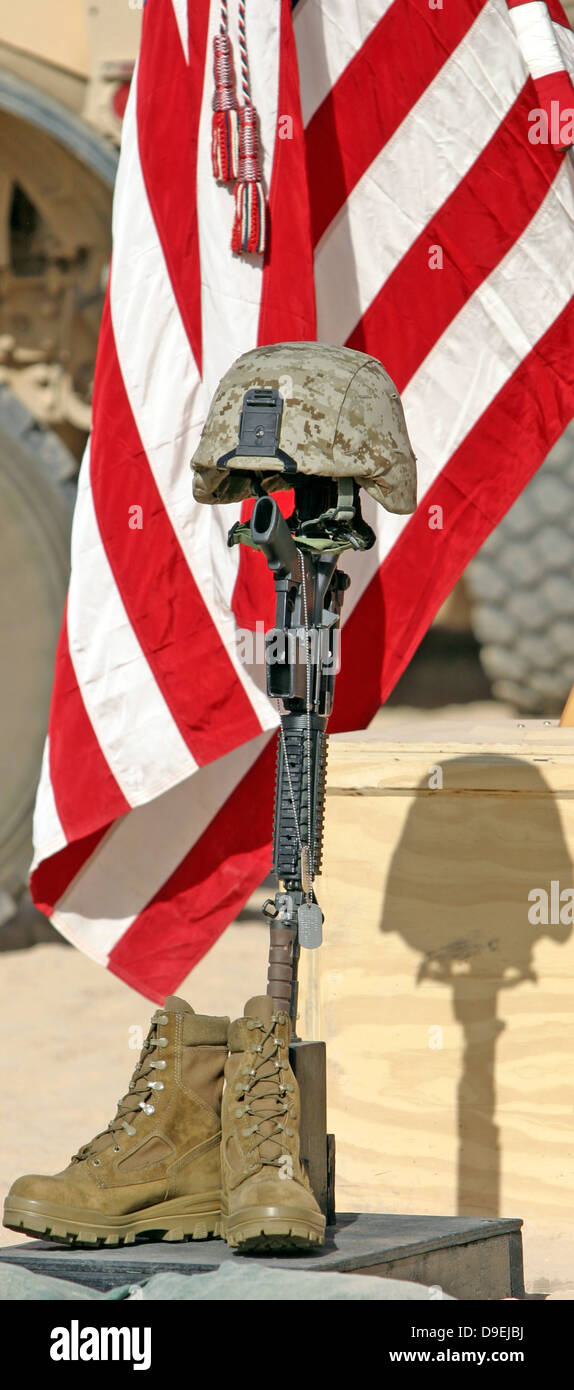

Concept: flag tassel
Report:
left=211, top=31, right=239, bottom=183
left=231, top=104, right=266, bottom=255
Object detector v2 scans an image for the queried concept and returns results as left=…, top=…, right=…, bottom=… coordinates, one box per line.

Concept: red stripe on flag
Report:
left=332, top=299, right=574, bottom=731
left=108, top=738, right=276, bottom=1001
left=30, top=825, right=110, bottom=920
left=306, top=0, right=489, bottom=246
left=90, top=299, right=266, bottom=766
left=47, top=598, right=130, bottom=840
left=137, top=0, right=210, bottom=375
left=348, top=88, right=565, bottom=386
left=257, top=0, right=316, bottom=344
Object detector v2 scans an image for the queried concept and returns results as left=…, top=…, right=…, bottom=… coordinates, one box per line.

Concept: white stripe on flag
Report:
left=510, top=2, right=568, bottom=78
left=171, top=0, right=190, bottom=63
left=66, top=445, right=198, bottom=804
left=30, top=738, right=66, bottom=867
left=315, top=0, right=525, bottom=344
left=555, top=18, right=574, bottom=75
left=51, top=731, right=272, bottom=963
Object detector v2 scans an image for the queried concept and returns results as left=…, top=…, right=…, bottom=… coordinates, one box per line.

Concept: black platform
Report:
left=0, top=1214, right=524, bottom=1300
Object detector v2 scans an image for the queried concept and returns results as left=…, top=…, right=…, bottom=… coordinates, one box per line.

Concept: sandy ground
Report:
left=1, top=701, right=571, bottom=1295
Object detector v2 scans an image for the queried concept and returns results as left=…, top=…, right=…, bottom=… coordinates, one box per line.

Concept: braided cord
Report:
left=237, top=0, right=252, bottom=103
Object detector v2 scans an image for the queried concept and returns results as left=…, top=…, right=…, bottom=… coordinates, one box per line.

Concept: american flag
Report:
left=30, top=0, right=574, bottom=1000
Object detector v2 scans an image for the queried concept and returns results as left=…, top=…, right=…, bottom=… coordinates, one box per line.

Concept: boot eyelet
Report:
left=157, top=1015, right=169, bottom=1025
left=113, top=1145, right=120, bottom=1154
left=92, top=1158, right=102, bottom=1166
left=158, top=1037, right=169, bottom=1048
left=139, top=1102, right=155, bottom=1115
left=150, top=1081, right=164, bottom=1091
left=156, top=1059, right=167, bottom=1069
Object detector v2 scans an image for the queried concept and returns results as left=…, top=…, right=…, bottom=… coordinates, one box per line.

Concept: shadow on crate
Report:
left=380, top=756, right=572, bottom=1219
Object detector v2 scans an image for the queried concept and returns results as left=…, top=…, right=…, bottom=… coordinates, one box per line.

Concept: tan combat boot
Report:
left=3, top=997, right=229, bottom=1247
left=221, top=995, right=326, bottom=1251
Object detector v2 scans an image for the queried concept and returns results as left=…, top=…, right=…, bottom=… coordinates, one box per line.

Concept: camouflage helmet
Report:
left=191, top=342, right=417, bottom=514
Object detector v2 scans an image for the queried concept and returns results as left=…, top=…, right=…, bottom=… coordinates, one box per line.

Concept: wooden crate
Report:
left=298, top=719, right=574, bottom=1286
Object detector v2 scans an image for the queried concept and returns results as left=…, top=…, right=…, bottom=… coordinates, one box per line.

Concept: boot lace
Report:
left=71, top=1012, right=169, bottom=1162
left=234, top=1014, right=296, bottom=1168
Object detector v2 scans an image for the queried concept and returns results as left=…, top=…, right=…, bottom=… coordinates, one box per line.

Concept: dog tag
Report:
left=298, top=901, right=323, bottom=949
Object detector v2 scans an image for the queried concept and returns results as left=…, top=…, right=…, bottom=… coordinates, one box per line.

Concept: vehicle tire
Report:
left=465, top=419, right=574, bottom=714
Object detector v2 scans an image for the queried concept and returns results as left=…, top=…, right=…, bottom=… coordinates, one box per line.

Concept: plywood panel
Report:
left=299, top=723, right=574, bottom=1285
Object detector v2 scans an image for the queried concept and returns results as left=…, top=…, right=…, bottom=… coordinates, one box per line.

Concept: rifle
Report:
left=230, top=480, right=365, bottom=1220
left=247, top=491, right=350, bottom=1021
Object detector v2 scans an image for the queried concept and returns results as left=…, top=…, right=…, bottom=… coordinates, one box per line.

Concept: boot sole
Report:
left=3, top=1192, right=222, bottom=1247
left=223, top=1204, right=326, bottom=1253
